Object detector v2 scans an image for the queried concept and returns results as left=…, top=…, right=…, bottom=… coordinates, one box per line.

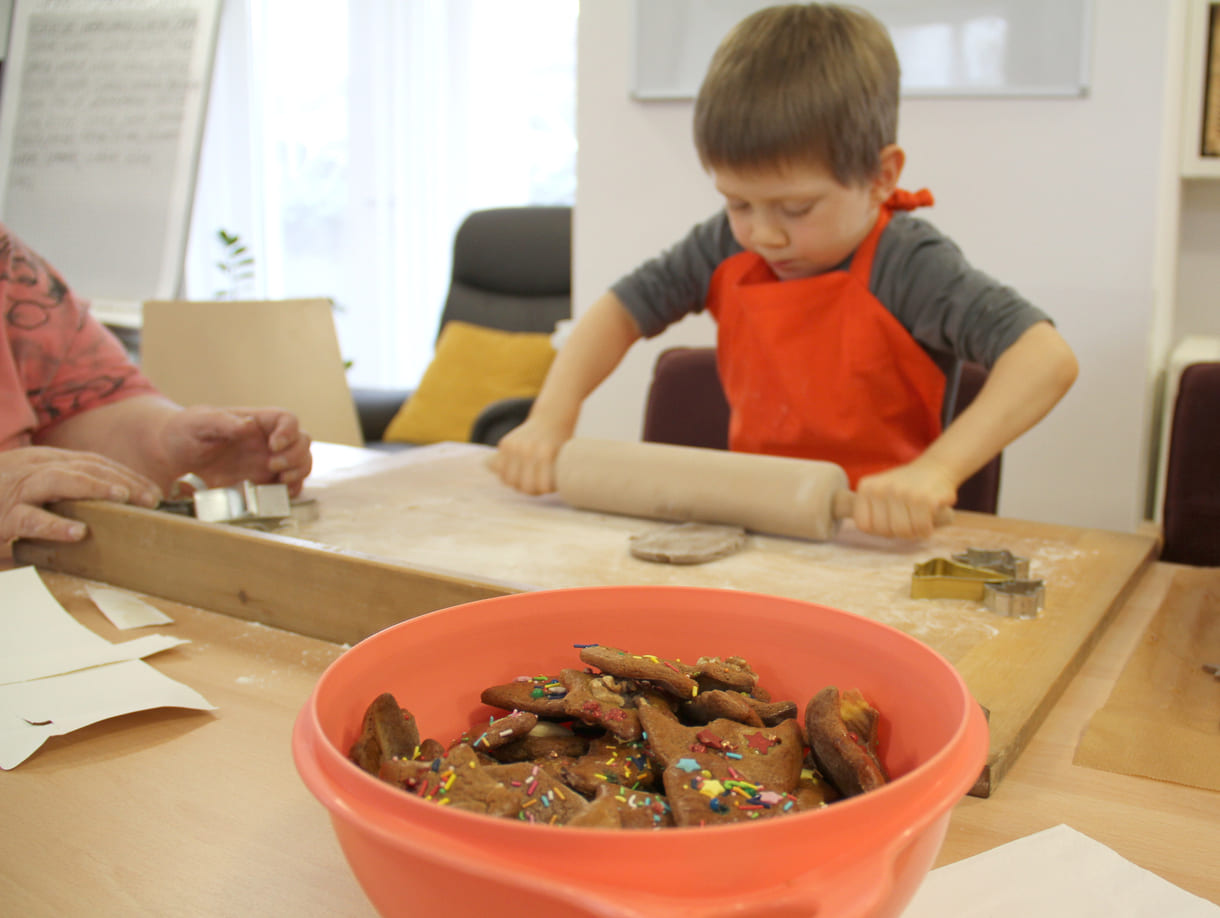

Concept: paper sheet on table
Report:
left=0, top=567, right=215, bottom=769
left=1, top=632, right=188, bottom=685
left=903, top=824, right=1219, bottom=917
left=0, top=659, right=215, bottom=769
left=1074, top=566, right=1220, bottom=792
left=85, top=583, right=174, bottom=629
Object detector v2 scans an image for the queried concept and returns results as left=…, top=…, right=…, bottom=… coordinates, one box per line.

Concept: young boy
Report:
left=491, top=3, right=1077, bottom=539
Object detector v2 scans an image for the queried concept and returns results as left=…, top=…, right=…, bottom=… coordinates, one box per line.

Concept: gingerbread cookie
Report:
left=692, top=655, right=760, bottom=694
left=351, top=642, right=889, bottom=831
left=417, top=736, right=446, bottom=760
left=381, top=743, right=591, bottom=825
left=577, top=645, right=700, bottom=699
left=568, top=784, right=674, bottom=829
left=560, top=734, right=659, bottom=797
left=489, top=722, right=591, bottom=763
left=794, top=764, right=840, bottom=809
left=559, top=668, right=674, bottom=741
left=804, top=686, right=888, bottom=797
left=751, top=698, right=798, bottom=725
left=348, top=692, right=421, bottom=774
left=455, top=710, right=539, bottom=754
left=637, top=699, right=804, bottom=795
left=681, top=689, right=764, bottom=727
left=661, top=756, right=806, bottom=828
left=480, top=675, right=569, bottom=719
left=579, top=645, right=764, bottom=700
left=680, top=690, right=795, bottom=728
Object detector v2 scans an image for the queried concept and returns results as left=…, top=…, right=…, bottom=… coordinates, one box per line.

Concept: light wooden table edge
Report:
left=933, top=560, right=1220, bottom=905
left=12, top=499, right=522, bottom=645
left=964, top=534, right=1160, bottom=795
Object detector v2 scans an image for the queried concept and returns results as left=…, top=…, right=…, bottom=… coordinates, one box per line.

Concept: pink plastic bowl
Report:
left=293, top=586, right=987, bottom=918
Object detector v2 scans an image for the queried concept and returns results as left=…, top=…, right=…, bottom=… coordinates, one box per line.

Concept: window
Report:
left=185, top=0, right=576, bottom=387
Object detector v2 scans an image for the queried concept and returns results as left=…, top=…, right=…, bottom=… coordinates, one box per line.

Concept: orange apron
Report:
left=706, top=189, right=944, bottom=487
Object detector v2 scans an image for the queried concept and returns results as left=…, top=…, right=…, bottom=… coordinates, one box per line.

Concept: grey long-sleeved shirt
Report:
left=611, top=210, right=1050, bottom=370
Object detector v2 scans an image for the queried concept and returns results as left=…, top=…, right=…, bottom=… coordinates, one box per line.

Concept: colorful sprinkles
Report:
left=351, top=641, right=872, bottom=830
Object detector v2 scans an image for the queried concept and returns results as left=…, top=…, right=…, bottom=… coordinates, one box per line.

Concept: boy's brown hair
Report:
left=693, top=3, right=899, bottom=186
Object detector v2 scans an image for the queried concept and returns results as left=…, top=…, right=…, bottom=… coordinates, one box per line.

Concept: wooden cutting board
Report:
left=15, top=443, right=1158, bottom=795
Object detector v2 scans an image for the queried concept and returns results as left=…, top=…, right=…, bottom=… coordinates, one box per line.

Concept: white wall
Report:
left=573, top=0, right=1176, bottom=533
left=1178, top=181, right=1220, bottom=337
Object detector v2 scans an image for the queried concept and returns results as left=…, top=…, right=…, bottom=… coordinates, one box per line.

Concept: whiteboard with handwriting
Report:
left=0, top=0, right=221, bottom=303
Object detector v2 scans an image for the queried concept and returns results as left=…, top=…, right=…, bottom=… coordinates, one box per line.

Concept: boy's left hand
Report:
left=852, top=459, right=957, bottom=540
left=160, top=406, right=313, bottom=496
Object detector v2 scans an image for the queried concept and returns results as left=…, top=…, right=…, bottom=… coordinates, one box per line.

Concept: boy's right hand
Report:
left=488, top=415, right=574, bottom=495
left=853, top=456, right=958, bottom=540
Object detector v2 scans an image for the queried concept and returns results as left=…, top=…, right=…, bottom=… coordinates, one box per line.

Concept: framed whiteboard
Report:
left=0, top=0, right=221, bottom=305
left=0, top=1, right=13, bottom=60
left=632, top=0, right=1092, bottom=100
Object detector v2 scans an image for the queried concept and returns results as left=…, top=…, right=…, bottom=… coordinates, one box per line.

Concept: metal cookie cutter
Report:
left=951, top=548, right=1030, bottom=580
left=983, top=579, right=1046, bottom=619
left=910, top=558, right=1010, bottom=601
left=162, top=475, right=292, bottom=525
left=193, top=481, right=291, bottom=523
left=912, top=551, right=1046, bottom=619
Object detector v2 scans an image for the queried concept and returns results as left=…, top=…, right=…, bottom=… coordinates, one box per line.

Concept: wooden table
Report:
left=14, top=443, right=1164, bottom=796
left=0, top=569, right=370, bottom=917
left=3, top=444, right=1217, bottom=912
left=1, top=562, right=1216, bottom=916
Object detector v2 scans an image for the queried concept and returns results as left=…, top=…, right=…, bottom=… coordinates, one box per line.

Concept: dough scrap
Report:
left=628, top=522, right=748, bottom=565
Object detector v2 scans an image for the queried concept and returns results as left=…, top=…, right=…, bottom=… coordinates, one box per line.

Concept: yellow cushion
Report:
left=383, top=321, right=556, bottom=444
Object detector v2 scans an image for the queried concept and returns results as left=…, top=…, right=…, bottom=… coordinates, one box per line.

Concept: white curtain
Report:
left=184, top=0, right=576, bottom=388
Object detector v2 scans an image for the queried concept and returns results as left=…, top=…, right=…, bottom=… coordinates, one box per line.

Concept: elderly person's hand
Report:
left=160, top=405, right=313, bottom=496
left=0, top=446, right=161, bottom=546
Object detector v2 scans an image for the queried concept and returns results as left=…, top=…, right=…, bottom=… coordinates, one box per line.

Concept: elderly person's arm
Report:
left=1, top=223, right=312, bottom=552
left=41, top=396, right=313, bottom=495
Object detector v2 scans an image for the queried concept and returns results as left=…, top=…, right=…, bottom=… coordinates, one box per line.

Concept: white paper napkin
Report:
left=904, top=824, right=1219, bottom=917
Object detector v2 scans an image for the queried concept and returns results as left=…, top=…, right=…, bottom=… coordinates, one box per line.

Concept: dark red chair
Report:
left=641, top=346, right=1003, bottom=514
left=1160, top=362, right=1220, bottom=566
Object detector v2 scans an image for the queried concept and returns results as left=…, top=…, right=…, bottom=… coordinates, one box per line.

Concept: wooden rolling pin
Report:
left=554, top=438, right=885, bottom=541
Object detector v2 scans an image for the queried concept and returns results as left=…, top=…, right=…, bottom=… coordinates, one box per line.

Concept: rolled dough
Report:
left=629, top=522, right=749, bottom=565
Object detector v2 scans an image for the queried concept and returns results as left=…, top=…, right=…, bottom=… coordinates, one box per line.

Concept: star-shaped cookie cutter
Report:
left=911, top=548, right=1045, bottom=618
left=951, top=548, right=1030, bottom=580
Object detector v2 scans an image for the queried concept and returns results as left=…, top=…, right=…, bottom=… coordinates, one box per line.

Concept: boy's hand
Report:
left=852, top=458, right=957, bottom=540
left=160, top=406, right=313, bottom=496
left=488, top=414, right=575, bottom=495
left=486, top=291, right=642, bottom=497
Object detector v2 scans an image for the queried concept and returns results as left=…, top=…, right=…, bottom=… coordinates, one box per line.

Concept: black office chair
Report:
left=352, top=206, right=571, bottom=446
left=641, top=346, right=1002, bottom=514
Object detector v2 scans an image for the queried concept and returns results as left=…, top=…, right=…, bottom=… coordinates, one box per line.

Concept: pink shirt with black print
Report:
left=1, top=223, right=157, bottom=451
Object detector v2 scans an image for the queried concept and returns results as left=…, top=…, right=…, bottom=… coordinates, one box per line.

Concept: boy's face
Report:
left=712, top=159, right=891, bottom=281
